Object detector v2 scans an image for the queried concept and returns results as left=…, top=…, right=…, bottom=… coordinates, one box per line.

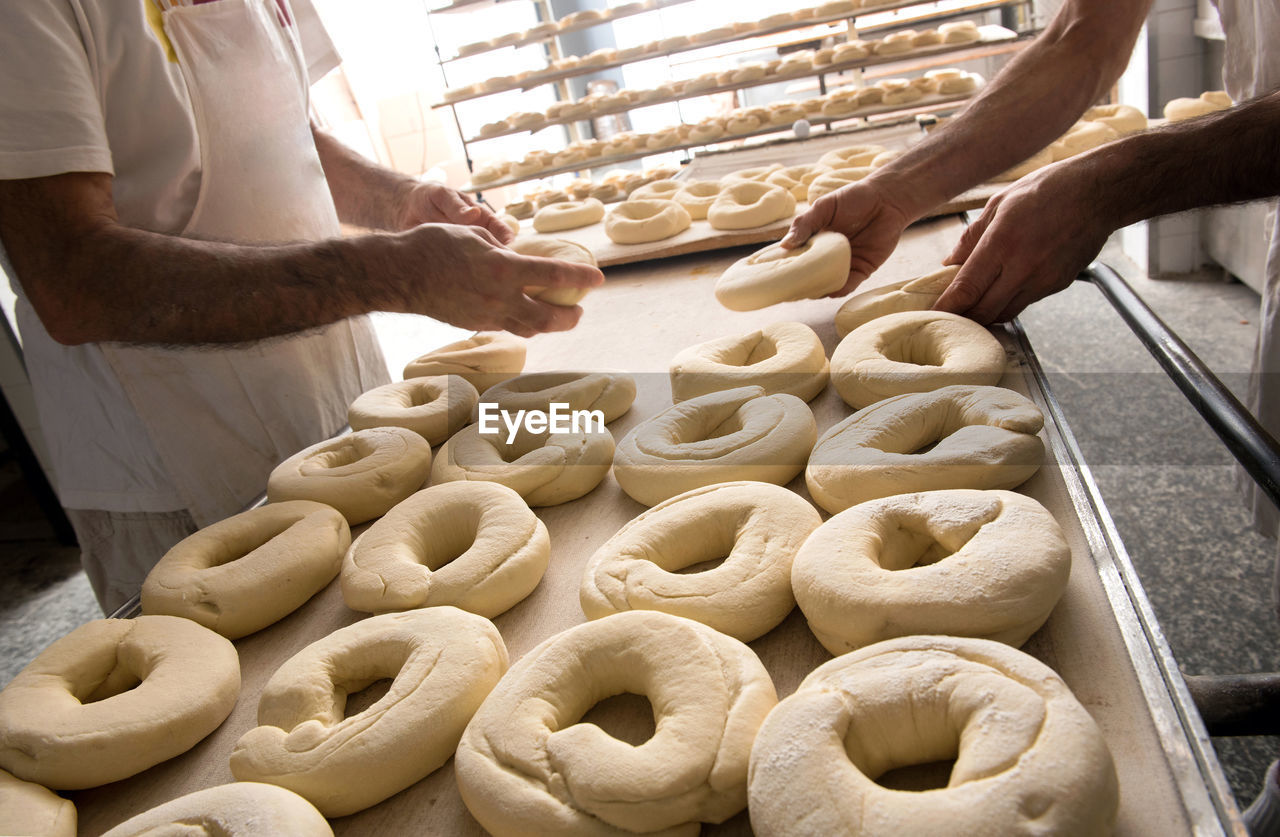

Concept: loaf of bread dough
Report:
left=670, top=321, right=830, bottom=402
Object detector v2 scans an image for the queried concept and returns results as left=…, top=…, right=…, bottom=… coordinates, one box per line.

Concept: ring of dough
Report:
left=719, top=164, right=784, bottom=185
left=455, top=610, right=778, bottom=836
left=817, top=144, right=885, bottom=169
left=628, top=179, right=683, bottom=201
left=509, top=236, right=599, bottom=306
left=230, top=608, right=508, bottom=816
left=348, top=374, right=479, bottom=445
left=605, top=199, right=692, bottom=244
left=614, top=385, right=817, bottom=507
left=403, top=331, right=526, bottom=393
left=807, top=166, right=873, bottom=203
left=834, top=265, right=958, bottom=335
left=715, top=230, right=851, bottom=311
left=1083, top=103, right=1147, bottom=134
left=747, top=635, right=1119, bottom=837
left=673, top=180, right=722, bottom=219
left=766, top=164, right=827, bottom=200
left=430, top=419, right=615, bottom=507
left=670, top=321, right=830, bottom=402
left=101, top=783, right=331, bottom=837
left=805, top=384, right=1044, bottom=514
left=341, top=481, right=550, bottom=616
left=0, top=768, right=76, bottom=837
left=1049, top=120, right=1119, bottom=161
left=0, top=616, right=239, bottom=789
left=266, top=427, right=432, bottom=525
left=831, top=310, right=1006, bottom=408
left=141, top=500, right=351, bottom=639
left=707, top=181, right=796, bottom=230
left=792, top=489, right=1071, bottom=654
left=480, top=370, right=637, bottom=423
left=580, top=482, right=821, bottom=641
left=532, top=197, right=605, bottom=233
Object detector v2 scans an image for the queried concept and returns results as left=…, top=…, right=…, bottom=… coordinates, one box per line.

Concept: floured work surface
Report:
left=543, top=122, right=1003, bottom=267
left=72, top=217, right=1225, bottom=835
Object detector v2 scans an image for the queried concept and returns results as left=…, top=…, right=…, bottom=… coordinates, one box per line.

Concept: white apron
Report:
left=1216, top=0, right=1280, bottom=536
left=100, top=0, right=387, bottom=528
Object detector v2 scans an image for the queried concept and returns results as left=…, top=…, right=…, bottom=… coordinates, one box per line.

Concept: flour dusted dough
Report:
left=455, top=610, right=777, bottom=836
left=141, top=500, right=350, bottom=639
left=0, top=768, right=76, bottom=837
left=614, top=385, right=817, bottom=506
left=0, top=616, right=239, bottom=789
left=101, top=783, right=331, bottom=837
left=431, top=419, right=615, bottom=506
left=266, top=427, right=432, bottom=525
left=510, top=236, right=599, bottom=306
left=342, top=482, right=550, bottom=616
left=792, top=489, right=1070, bottom=654
left=605, top=199, right=692, bottom=243
left=481, top=370, right=637, bottom=423
left=834, top=264, right=958, bottom=335
left=581, top=482, right=821, bottom=641
left=670, top=321, right=830, bottom=402
left=747, top=636, right=1119, bottom=836
left=402, top=331, right=527, bottom=393
left=348, top=374, right=479, bottom=445
left=231, top=608, right=507, bottom=817
left=805, top=384, right=1044, bottom=514
left=715, top=231, right=851, bottom=311
left=533, top=197, right=605, bottom=232
left=831, top=310, right=1006, bottom=408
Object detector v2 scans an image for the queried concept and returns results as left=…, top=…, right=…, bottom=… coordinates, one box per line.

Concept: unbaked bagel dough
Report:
left=720, top=164, right=784, bottom=185
left=455, top=610, right=778, bottom=836
left=805, top=384, right=1045, bottom=514
left=0, top=616, right=240, bottom=789
left=629, top=179, right=684, bottom=201
left=509, top=236, right=599, bottom=306
left=481, top=370, right=637, bottom=423
left=834, top=264, right=958, bottom=336
left=817, top=144, right=885, bottom=169
left=614, top=385, right=817, bottom=506
left=792, top=489, right=1070, bottom=653
left=431, top=419, right=615, bottom=506
left=1049, top=120, right=1119, bottom=161
left=580, top=482, right=821, bottom=641
left=1083, top=103, right=1147, bottom=134
left=766, top=164, right=827, bottom=200
left=402, top=331, right=527, bottom=393
left=348, top=374, right=479, bottom=445
left=101, top=783, right=331, bottom=837
left=342, top=482, right=550, bottom=616
left=806, top=166, right=873, bottom=203
left=533, top=197, right=605, bottom=232
left=707, top=181, right=797, bottom=230
left=141, top=500, right=350, bottom=639
left=747, top=636, right=1119, bottom=836
left=605, top=199, right=693, bottom=243
left=670, top=321, right=830, bottom=402
left=831, top=310, right=1006, bottom=408
left=231, top=608, right=507, bottom=816
left=0, top=768, right=76, bottom=837
left=673, top=180, right=722, bottom=220
left=715, top=231, right=851, bottom=311
left=266, top=427, right=432, bottom=525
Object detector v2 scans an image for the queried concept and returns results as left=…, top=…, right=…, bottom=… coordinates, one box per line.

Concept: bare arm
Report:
left=935, top=88, right=1280, bottom=321
left=0, top=172, right=599, bottom=345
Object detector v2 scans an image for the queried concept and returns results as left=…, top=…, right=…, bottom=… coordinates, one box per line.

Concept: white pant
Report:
left=67, top=508, right=198, bottom=614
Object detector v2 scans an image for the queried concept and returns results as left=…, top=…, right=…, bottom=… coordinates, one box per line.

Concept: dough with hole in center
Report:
left=605, top=199, right=692, bottom=243
left=715, top=231, right=851, bottom=311
left=402, top=332, right=526, bottom=398
left=707, top=181, right=796, bottom=230
left=101, top=783, right=331, bottom=837
left=348, top=374, right=478, bottom=445
left=670, top=321, right=830, bottom=402
left=533, top=197, right=605, bottom=233
left=834, top=265, right=958, bottom=335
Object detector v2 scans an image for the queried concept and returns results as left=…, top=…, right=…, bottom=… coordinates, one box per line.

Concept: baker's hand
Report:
left=934, top=160, right=1113, bottom=323
left=396, top=223, right=602, bottom=337
left=779, top=179, right=913, bottom=297
left=399, top=182, right=514, bottom=244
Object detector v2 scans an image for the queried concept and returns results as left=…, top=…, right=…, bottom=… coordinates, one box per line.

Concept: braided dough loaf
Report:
left=792, top=489, right=1071, bottom=654
left=266, top=427, right=432, bottom=525
left=231, top=608, right=507, bottom=816
left=834, top=265, right=958, bottom=335
left=806, top=384, right=1044, bottom=514
left=0, top=616, right=239, bottom=789
left=101, top=783, right=331, bottom=837
left=481, top=370, right=636, bottom=423
left=0, top=768, right=76, bottom=837
left=748, top=636, right=1119, bottom=836
left=455, top=610, right=778, bottom=836
left=707, top=181, right=796, bottom=230
left=715, top=231, right=851, bottom=311
left=342, top=482, right=550, bottom=616
left=402, top=332, right=526, bottom=394
left=348, top=374, right=478, bottom=445
left=831, top=310, right=1006, bottom=408
left=669, top=321, right=830, bottom=402
left=580, top=481, right=821, bottom=641
left=141, top=500, right=349, bottom=639
left=605, top=199, right=692, bottom=243
left=614, top=385, right=817, bottom=506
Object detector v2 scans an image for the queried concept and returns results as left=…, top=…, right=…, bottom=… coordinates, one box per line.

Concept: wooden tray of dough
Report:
left=71, top=217, right=1240, bottom=835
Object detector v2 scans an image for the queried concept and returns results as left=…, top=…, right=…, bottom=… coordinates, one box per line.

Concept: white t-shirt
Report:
left=0, top=0, right=339, bottom=512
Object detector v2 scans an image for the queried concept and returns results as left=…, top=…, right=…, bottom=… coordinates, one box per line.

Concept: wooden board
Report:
left=71, top=217, right=1208, bottom=836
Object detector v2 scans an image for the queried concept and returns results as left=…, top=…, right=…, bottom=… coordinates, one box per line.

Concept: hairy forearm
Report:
left=311, top=124, right=416, bottom=231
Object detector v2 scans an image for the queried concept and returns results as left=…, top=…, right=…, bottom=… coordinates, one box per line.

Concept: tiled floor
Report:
left=0, top=236, right=1276, bottom=817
